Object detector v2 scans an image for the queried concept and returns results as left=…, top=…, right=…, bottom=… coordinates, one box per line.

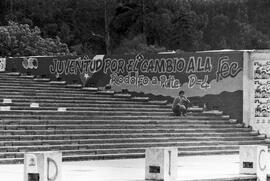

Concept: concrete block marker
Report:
left=3, top=98, right=12, bottom=104
left=0, top=106, right=10, bottom=111
left=57, top=107, right=67, bottom=112
left=30, top=103, right=39, bottom=108
left=239, top=145, right=268, bottom=181
left=24, top=151, right=62, bottom=181
left=145, top=147, right=177, bottom=181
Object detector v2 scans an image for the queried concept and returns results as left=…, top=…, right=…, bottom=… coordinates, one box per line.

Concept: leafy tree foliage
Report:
left=1, top=0, right=270, bottom=55
left=113, top=34, right=166, bottom=55
left=0, top=21, right=69, bottom=56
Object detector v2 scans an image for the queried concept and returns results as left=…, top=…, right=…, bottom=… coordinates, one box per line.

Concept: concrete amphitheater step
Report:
left=0, top=106, right=172, bottom=112
left=1, top=87, right=94, bottom=95
left=0, top=84, right=90, bottom=91
left=0, top=114, right=229, bottom=120
left=0, top=148, right=243, bottom=162
left=0, top=120, right=237, bottom=125
left=0, top=145, right=263, bottom=164
left=0, top=81, right=68, bottom=88
left=0, top=91, right=133, bottom=99
left=0, top=76, right=83, bottom=85
left=0, top=76, right=62, bottom=81
left=0, top=72, right=20, bottom=76
left=0, top=97, right=157, bottom=104
left=0, top=96, right=146, bottom=103
left=0, top=135, right=262, bottom=146
left=0, top=84, right=94, bottom=93
left=0, top=110, right=222, bottom=118
left=0, top=76, right=35, bottom=81
left=0, top=131, right=259, bottom=141
left=0, top=111, right=174, bottom=117
left=62, top=150, right=241, bottom=160
left=0, top=145, right=248, bottom=159
left=0, top=127, right=254, bottom=135
left=62, top=145, right=242, bottom=156
left=0, top=90, right=116, bottom=97
left=0, top=139, right=266, bottom=153
left=63, top=146, right=241, bottom=155
left=0, top=153, right=144, bottom=164
left=0, top=107, right=205, bottom=115
left=0, top=123, right=243, bottom=130
left=0, top=102, right=171, bottom=109
left=33, top=78, right=51, bottom=82
left=0, top=122, right=250, bottom=131
left=0, top=149, right=242, bottom=164
left=0, top=98, right=170, bottom=107
left=0, top=82, right=96, bottom=92
left=0, top=94, right=141, bottom=101
left=4, top=144, right=260, bottom=162
left=0, top=135, right=264, bottom=147
left=0, top=81, right=70, bottom=87
left=0, top=119, right=235, bottom=125
left=0, top=88, right=120, bottom=96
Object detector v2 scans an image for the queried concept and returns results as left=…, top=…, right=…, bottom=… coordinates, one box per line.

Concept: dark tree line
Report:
left=1, top=0, right=270, bottom=56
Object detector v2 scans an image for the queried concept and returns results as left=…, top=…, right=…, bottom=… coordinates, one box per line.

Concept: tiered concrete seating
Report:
left=0, top=72, right=267, bottom=164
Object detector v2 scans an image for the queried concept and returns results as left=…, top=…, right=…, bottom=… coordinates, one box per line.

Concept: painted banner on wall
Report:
left=103, top=52, right=243, bottom=98
left=5, top=51, right=244, bottom=121
left=103, top=52, right=244, bottom=121
left=6, top=55, right=105, bottom=85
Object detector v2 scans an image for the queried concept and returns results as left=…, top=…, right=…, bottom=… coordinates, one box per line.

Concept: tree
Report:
left=239, top=23, right=270, bottom=49
left=113, top=34, right=166, bottom=55
left=207, top=14, right=230, bottom=49
left=3, top=0, right=270, bottom=54
left=0, top=21, right=70, bottom=57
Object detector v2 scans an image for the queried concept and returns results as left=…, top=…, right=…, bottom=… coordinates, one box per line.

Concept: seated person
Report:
left=172, top=90, right=190, bottom=116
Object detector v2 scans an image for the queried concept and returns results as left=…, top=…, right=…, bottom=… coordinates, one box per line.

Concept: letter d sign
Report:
left=47, top=158, right=58, bottom=181
left=46, top=152, right=62, bottom=181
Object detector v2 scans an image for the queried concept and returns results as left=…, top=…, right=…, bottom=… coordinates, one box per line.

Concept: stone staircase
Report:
left=0, top=72, right=268, bottom=164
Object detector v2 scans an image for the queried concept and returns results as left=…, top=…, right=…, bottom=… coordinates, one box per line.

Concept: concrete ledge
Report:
left=188, top=107, right=204, bottom=112
left=131, top=97, right=149, bottom=101
left=20, top=75, right=35, bottom=79
left=257, top=134, right=266, bottom=139
left=49, top=81, right=66, bottom=85
left=114, top=93, right=131, bottom=98
left=250, top=131, right=259, bottom=136
left=33, top=78, right=50, bottom=82
left=235, top=123, right=244, bottom=128
left=222, top=115, right=230, bottom=119
left=203, top=110, right=223, bottom=115
left=82, top=87, right=98, bottom=91
left=148, top=100, right=168, bottom=105
left=66, top=84, right=82, bottom=88
left=97, top=90, right=115, bottom=95
left=229, top=119, right=238, bottom=124
left=4, top=72, right=20, bottom=76
left=264, top=138, right=270, bottom=143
